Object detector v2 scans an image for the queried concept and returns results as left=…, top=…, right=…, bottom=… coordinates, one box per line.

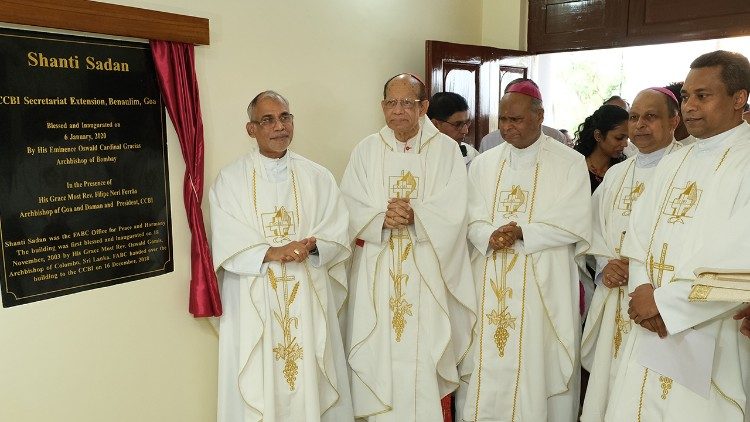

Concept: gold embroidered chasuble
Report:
left=210, top=150, right=352, bottom=422
left=341, top=118, right=477, bottom=421
left=459, top=135, right=591, bottom=422
left=581, top=142, right=679, bottom=422
left=607, top=122, right=750, bottom=422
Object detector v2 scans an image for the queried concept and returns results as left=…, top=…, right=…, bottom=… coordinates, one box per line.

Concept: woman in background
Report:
left=574, top=105, right=630, bottom=193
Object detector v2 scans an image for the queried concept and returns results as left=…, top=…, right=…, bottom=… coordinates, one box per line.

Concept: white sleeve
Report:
left=654, top=280, right=741, bottom=335
left=594, top=255, right=609, bottom=287
left=468, top=222, right=497, bottom=256
left=516, top=223, right=580, bottom=255
left=222, top=244, right=270, bottom=276
left=308, top=239, right=337, bottom=268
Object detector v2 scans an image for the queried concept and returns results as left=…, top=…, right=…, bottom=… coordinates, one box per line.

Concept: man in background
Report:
left=427, top=91, right=479, bottom=166
left=665, top=82, right=691, bottom=142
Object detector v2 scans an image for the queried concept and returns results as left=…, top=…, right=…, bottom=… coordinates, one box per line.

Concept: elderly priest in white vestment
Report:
left=209, top=91, right=353, bottom=422
left=605, top=50, right=750, bottom=422
left=581, top=87, right=682, bottom=422
left=457, top=81, right=591, bottom=422
left=341, top=73, right=477, bottom=421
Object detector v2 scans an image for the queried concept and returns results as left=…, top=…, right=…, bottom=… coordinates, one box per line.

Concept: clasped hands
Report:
left=383, top=198, right=414, bottom=229
left=602, top=258, right=629, bottom=288
left=628, top=284, right=667, bottom=338
left=264, top=237, right=317, bottom=263
left=489, top=221, right=522, bottom=251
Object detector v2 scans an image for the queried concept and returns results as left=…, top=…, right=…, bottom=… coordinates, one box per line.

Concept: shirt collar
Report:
left=694, top=122, right=744, bottom=153
left=635, top=140, right=676, bottom=168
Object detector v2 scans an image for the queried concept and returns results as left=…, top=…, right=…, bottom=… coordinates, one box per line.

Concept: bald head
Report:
left=628, top=89, right=679, bottom=154
left=383, top=74, right=428, bottom=101
left=499, top=92, right=544, bottom=149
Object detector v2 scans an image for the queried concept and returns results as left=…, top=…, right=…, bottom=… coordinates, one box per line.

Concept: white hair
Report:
left=246, top=90, right=289, bottom=120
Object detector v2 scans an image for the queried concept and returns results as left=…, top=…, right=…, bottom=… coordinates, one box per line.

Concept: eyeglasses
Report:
left=251, top=113, right=294, bottom=127
left=438, top=119, right=472, bottom=129
left=382, top=98, right=424, bottom=109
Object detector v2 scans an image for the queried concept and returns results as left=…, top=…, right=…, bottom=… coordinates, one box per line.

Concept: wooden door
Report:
left=528, top=0, right=750, bottom=53
left=426, top=41, right=531, bottom=149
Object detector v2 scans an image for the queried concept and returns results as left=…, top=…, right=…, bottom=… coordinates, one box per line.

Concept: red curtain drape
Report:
left=150, top=40, right=222, bottom=317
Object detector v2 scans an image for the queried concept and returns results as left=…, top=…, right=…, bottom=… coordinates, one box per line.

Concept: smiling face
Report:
left=681, top=66, right=747, bottom=139
left=628, top=90, right=679, bottom=154
left=246, top=96, right=293, bottom=158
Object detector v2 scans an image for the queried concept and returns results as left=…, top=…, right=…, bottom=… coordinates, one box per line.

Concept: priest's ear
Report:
left=246, top=121, right=257, bottom=139
left=731, top=89, right=749, bottom=112
left=668, top=112, right=681, bottom=133
left=531, top=99, right=545, bottom=125
left=418, top=99, right=430, bottom=117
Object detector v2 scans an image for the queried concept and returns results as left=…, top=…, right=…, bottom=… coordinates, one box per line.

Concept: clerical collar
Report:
left=507, top=134, right=542, bottom=160
left=396, top=127, right=422, bottom=153
left=258, top=150, right=289, bottom=182
left=694, top=122, right=744, bottom=153
left=635, top=141, right=676, bottom=168
left=506, top=135, right=542, bottom=170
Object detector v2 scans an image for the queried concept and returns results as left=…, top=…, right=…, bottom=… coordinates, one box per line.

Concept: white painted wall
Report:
left=482, top=0, right=528, bottom=50
left=0, top=1, right=510, bottom=421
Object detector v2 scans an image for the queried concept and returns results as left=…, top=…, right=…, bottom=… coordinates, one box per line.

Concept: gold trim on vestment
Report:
left=688, top=284, right=713, bottom=301
left=613, top=287, right=630, bottom=358
left=712, top=380, right=745, bottom=417
left=251, top=168, right=304, bottom=391
left=473, top=161, right=540, bottom=422
left=659, top=375, right=673, bottom=399
left=637, top=369, right=649, bottom=422
left=644, top=147, right=694, bottom=286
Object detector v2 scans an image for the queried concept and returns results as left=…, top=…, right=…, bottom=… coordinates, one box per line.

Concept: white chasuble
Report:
left=581, top=142, right=679, bottom=422
left=459, top=135, right=591, bottom=422
left=210, top=150, right=353, bottom=422
left=607, top=122, right=750, bottom=422
left=341, top=117, right=477, bottom=421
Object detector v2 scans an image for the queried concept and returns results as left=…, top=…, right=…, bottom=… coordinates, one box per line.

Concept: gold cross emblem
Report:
left=664, top=182, right=700, bottom=223
left=389, top=170, right=419, bottom=199
left=498, top=185, right=528, bottom=218
left=262, top=206, right=296, bottom=244
left=649, top=243, right=674, bottom=287
left=619, top=182, right=645, bottom=216
left=268, top=265, right=303, bottom=390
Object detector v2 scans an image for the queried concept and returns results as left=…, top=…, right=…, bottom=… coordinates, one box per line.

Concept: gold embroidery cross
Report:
left=649, top=243, right=674, bottom=287
left=390, top=170, right=418, bottom=199
left=668, top=182, right=698, bottom=223
left=500, top=185, right=526, bottom=218
left=265, top=206, right=294, bottom=243
left=269, top=264, right=303, bottom=390
left=487, top=247, right=518, bottom=357
left=389, top=228, right=413, bottom=342
left=622, top=182, right=644, bottom=216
